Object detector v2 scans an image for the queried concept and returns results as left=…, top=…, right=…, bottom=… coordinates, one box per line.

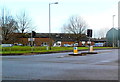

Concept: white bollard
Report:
left=46, top=46, right=49, bottom=50
left=90, top=46, right=94, bottom=52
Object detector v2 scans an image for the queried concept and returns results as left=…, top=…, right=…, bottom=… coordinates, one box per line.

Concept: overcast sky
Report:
left=0, top=0, right=119, bottom=38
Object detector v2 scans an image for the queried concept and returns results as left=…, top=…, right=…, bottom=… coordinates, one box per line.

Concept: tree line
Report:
left=0, top=8, right=35, bottom=43
left=0, top=8, right=89, bottom=44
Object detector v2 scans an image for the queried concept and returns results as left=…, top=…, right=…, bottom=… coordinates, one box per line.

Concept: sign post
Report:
left=87, top=29, right=93, bottom=52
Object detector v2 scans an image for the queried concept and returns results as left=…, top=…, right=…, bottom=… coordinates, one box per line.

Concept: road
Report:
left=2, top=49, right=118, bottom=80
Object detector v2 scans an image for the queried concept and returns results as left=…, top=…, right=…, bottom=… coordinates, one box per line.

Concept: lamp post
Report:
left=112, top=15, right=115, bottom=47
left=49, top=2, right=58, bottom=50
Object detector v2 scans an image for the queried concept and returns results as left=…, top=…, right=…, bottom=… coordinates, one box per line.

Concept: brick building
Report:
left=14, top=33, right=95, bottom=46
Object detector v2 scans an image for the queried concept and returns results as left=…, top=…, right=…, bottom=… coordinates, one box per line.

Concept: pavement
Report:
left=2, top=49, right=119, bottom=80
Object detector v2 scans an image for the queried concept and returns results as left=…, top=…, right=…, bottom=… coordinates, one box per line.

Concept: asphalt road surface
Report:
left=2, top=49, right=119, bottom=80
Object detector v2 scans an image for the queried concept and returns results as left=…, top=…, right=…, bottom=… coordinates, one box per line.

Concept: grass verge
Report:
left=1, top=46, right=115, bottom=55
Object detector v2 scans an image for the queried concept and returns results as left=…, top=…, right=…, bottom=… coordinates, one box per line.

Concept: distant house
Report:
left=92, top=38, right=107, bottom=46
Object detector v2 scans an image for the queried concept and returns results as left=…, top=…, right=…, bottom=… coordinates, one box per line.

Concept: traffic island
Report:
left=69, top=46, right=98, bottom=56
left=69, top=52, right=98, bottom=56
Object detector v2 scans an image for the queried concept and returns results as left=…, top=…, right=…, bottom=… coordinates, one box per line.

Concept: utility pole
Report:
left=112, top=15, right=115, bottom=47
left=49, top=2, right=58, bottom=50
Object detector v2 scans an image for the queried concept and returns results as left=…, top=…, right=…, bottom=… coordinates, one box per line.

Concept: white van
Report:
left=53, top=41, right=61, bottom=47
left=1, top=44, right=13, bottom=47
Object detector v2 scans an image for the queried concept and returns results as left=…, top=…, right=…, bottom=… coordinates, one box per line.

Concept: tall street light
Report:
left=49, top=2, right=58, bottom=50
left=112, top=15, right=115, bottom=47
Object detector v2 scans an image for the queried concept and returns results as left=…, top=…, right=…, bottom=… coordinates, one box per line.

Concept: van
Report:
left=1, top=44, right=13, bottom=47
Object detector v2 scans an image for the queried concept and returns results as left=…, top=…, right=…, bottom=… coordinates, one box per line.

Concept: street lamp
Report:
left=112, top=15, right=115, bottom=47
left=49, top=2, right=58, bottom=50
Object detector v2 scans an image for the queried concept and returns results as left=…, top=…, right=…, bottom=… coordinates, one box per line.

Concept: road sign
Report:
left=74, top=47, right=78, bottom=54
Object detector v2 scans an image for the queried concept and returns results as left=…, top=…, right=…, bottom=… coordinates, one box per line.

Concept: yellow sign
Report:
left=74, top=47, right=78, bottom=54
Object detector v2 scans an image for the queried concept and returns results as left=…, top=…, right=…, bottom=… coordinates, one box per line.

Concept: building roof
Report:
left=14, top=33, right=107, bottom=42
left=36, top=33, right=89, bottom=42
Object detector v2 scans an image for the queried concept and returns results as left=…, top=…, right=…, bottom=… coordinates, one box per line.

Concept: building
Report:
left=118, top=1, right=120, bottom=29
left=0, top=27, right=2, bottom=44
left=105, top=1, right=120, bottom=47
left=14, top=33, right=96, bottom=47
left=1, top=32, right=107, bottom=47
left=118, top=1, right=120, bottom=47
left=106, top=28, right=119, bottom=47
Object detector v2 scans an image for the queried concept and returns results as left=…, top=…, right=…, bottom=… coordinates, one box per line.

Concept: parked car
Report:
left=73, top=43, right=78, bottom=46
left=53, top=41, right=61, bottom=47
left=14, top=43, right=23, bottom=46
left=63, top=44, right=72, bottom=47
left=94, top=43, right=104, bottom=47
left=17, top=44, right=23, bottom=46
left=1, top=44, right=13, bottom=47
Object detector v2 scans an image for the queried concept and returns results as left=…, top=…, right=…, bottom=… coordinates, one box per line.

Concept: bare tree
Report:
left=0, top=8, right=19, bottom=43
left=62, top=15, right=88, bottom=43
left=16, top=11, right=35, bottom=33
left=98, top=28, right=109, bottom=38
